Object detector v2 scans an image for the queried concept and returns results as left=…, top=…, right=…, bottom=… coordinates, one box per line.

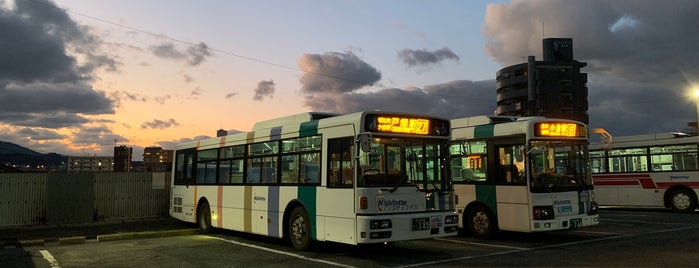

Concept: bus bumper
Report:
left=531, top=214, right=600, bottom=232
left=356, top=211, right=459, bottom=244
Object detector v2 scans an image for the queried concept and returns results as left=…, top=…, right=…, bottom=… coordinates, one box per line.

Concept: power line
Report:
left=22, top=0, right=380, bottom=87
left=22, top=0, right=507, bottom=104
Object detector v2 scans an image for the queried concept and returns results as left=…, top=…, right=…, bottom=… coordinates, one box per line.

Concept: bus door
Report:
left=491, top=139, right=530, bottom=232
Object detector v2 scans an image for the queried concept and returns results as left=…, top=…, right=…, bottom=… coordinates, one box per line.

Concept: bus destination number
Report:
left=412, top=217, right=430, bottom=231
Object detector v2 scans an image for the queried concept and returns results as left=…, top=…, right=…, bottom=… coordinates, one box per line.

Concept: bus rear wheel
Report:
left=669, top=188, right=697, bottom=213
left=466, top=205, right=496, bottom=239
left=288, top=206, right=312, bottom=251
left=197, top=202, right=212, bottom=234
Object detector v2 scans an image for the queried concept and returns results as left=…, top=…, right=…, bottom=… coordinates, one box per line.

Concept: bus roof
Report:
left=590, top=132, right=699, bottom=149
left=175, top=111, right=450, bottom=151
left=251, top=112, right=339, bottom=131
left=450, top=115, right=518, bottom=128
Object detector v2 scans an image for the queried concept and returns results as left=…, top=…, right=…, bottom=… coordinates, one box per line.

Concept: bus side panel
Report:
left=316, top=188, right=356, bottom=244
left=170, top=186, right=195, bottom=223
left=454, top=184, right=479, bottom=228
left=593, top=174, right=665, bottom=208
left=594, top=186, right=620, bottom=206
left=221, top=186, right=246, bottom=232
left=495, top=186, right=531, bottom=232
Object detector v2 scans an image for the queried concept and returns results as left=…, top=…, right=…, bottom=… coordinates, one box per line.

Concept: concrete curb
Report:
left=2, top=228, right=198, bottom=250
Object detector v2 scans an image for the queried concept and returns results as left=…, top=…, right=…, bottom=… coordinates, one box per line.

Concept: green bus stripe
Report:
left=297, top=186, right=317, bottom=239
left=299, top=121, right=318, bottom=137
left=474, top=125, right=494, bottom=138
left=475, top=185, right=497, bottom=215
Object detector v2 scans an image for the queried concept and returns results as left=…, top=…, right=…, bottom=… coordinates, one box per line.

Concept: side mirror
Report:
left=359, top=134, right=372, bottom=153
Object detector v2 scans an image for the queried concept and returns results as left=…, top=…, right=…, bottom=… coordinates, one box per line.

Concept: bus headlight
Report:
left=445, top=215, right=458, bottom=224
left=370, top=219, right=392, bottom=229
left=533, top=206, right=555, bottom=220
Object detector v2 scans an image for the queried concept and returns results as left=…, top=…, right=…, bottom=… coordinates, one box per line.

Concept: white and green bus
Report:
left=449, top=115, right=599, bottom=238
left=170, top=111, right=458, bottom=250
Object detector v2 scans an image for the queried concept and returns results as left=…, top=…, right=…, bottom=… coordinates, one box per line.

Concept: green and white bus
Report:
left=170, top=111, right=458, bottom=250
left=449, top=115, right=599, bottom=238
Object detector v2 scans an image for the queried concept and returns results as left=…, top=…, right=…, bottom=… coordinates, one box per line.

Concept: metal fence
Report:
left=0, top=172, right=171, bottom=227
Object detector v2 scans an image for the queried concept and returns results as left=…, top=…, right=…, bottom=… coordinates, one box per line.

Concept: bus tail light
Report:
left=360, top=196, right=368, bottom=210
left=533, top=206, right=555, bottom=220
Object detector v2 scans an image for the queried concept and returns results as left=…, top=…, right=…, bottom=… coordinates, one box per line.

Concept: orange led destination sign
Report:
left=376, top=116, right=430, bottom=135
left=537, top=122, right=583, bottom=137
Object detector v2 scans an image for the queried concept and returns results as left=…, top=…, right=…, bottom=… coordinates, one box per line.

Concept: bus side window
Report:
left=328, top=137, right=354, bottom=188
left=496, top=145, right=526, bottom=185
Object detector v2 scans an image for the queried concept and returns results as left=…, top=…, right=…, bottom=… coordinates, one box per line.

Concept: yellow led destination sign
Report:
left=537, top=122, right=582, bottom=137
left=376, top=116, right=430, bottom=134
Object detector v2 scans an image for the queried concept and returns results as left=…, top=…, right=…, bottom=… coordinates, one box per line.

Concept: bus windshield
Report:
left=529, top=140, right=592, bottom=193
left=358, top=137, right=449, bottom=191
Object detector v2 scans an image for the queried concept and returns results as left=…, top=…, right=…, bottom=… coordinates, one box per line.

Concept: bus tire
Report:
left=466, top=205, right=496, bottom=239
left=669, top=188, right=697, bottom=213
left=197, top=202, right=212, bottom=234
left=288, top=206, right=312, bottom=251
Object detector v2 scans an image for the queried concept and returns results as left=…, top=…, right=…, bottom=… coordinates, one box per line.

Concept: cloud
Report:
left=0, top=0, right=118, bottom=84
left=225, top=92, right=239, bottom=99
left=297, top=51, right=381, bottom=95
left=156, top=135, right=212, bottom=150
left=154, top=95, right=172, bottom=105
left=0, top=1, right=115, bottom=130
left=302, top=80, right=495, bottom=119
left=140, top=118, right=180, bottom=130
left=150, top=42, right=212, bottom=66
left=16, top=128, right=65, bottom=140
left=72, top=125, right=127, bottom=146
left=398, top=47, right=460, bottom=68
left=188, top=87, right=204, bottom=99
left=253, top=80, right=275, bottom=101
left=482, top=0, right=699, bottom=136
left=0, top=112, right=90, bottom=129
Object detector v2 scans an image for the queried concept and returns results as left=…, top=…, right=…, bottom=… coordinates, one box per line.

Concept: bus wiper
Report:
left=389, top=174, right=409, bottom=193
left=428, top=179, right=441, bottom=191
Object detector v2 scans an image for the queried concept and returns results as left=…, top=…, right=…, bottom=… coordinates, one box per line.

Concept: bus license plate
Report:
left=412, top=217, right=430, bottom=231
left=570, top=218, right=582, bottom=229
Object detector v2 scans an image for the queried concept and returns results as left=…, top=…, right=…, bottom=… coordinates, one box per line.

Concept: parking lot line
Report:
left=39, top=250, right=61, bottom=268
left=401, top=234, right=630, bottom=268
left=208, top=236, right=356, bottom=268
left=435, top=238, right=528, bottom=250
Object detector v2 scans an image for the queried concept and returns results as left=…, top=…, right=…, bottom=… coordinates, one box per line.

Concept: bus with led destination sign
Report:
left=170, top=111, right=457, bottom=251
left=536, top=122, right=586, bottom=137
left=364, top=114, right=449, bottom=136
left=449, top=115, right=598, bottom=238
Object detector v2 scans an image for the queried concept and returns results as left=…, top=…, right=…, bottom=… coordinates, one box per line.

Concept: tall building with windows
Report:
left=143, top=146, right=173, bottom=172
left=68, top=156, right=113, bottom=172
left=495, top=38, right=589, bottom=124
left=113, top=145, right=132, bottom=172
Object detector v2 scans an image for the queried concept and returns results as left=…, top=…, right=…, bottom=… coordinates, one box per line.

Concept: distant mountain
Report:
left=0, top=141, right=43, bottom=156
left=0, top=141, right=66, bottom=171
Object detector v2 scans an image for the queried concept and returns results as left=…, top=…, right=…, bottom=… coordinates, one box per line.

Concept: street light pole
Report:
left=695, top=89, right=699, bottom=135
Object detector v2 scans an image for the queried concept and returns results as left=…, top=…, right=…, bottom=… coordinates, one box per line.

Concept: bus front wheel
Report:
left=197, top=202, right=212, bottom=234
left=466, top=205, right=496, bottom=239
left=669, top=188, right=697, bottom=213
left=288, top=206, right=312, bottom=251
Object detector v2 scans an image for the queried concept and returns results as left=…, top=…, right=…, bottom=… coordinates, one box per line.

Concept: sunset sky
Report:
left=1, top=0, right=698, bottom=160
